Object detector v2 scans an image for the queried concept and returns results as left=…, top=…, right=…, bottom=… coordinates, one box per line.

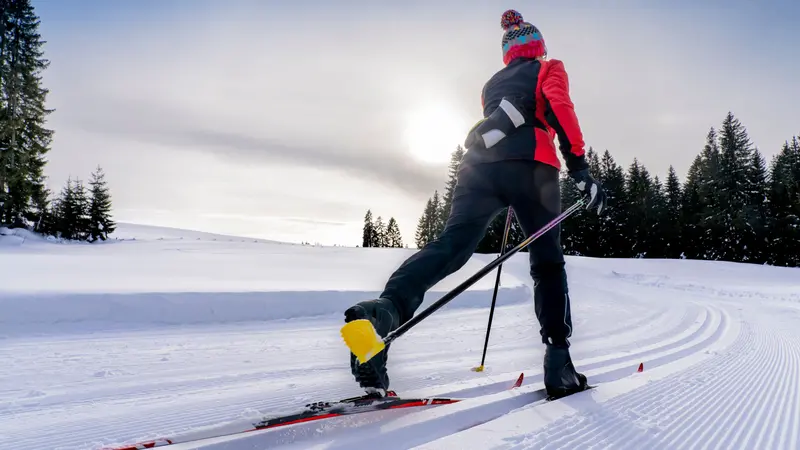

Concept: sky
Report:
left=32, top=0, right=800, bottom=246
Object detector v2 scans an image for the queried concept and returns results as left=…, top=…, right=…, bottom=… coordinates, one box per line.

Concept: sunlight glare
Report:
left=404, top=104, right=467, bottom=164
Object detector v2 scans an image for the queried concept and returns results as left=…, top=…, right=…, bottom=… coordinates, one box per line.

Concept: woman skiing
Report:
left=344, top=9, right=607, bottom=400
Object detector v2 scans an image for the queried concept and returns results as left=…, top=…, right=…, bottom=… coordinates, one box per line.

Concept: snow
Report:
left=1, top=223, right=799, bottom=449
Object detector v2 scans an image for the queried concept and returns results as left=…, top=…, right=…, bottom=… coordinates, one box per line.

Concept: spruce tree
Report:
left=649, top=176, right=669, bottom=258
left=715, top=112, right=756, bottom=261
left=415, top=191, right=450, bottom=248
left=414, top=197, right=434, bottom=248
left=744, top=148, right=769, bottom=263
left=682, top=155, right=706, bottom=259
left=385, top=217, right=403, bottom=248
left=0, top=0, right=54, bottom=227
left=560, top=169, right=584, bottom=255
left=579, top=148, right=603, bottom=256
left=438, top=145, right=465, bottom=231
left=625, top=159, right=659, bottom=257
left=54, top=177, right=77, bottom=240
left=699, top=127, right=724, bottom=259
left=597, top=150, right=628, bottom=257
left=362, top=209, right=375, bottom=247
left=88, top=166, right=115, bottom=241
left=429, top=190, right=443, bottom=239
left=373, top=215, right=387, bottom=247
left=768, top=138, right=800, bottom=266
left=663, top=166, right=683, bottom=258
left=73, top=178, right=90, bottom=240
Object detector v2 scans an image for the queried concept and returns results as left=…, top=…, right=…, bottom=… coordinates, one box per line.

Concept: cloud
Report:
left=35, top=0, right=800, bottom=245
left=59, top=94, right=448, bottom=197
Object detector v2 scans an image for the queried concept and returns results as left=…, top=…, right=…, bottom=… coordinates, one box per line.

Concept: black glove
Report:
left=464, top=96, right=528, bottom=151
left=569, top=168, right=607, bottom=215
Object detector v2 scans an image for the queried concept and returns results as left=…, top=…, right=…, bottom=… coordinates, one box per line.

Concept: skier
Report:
left=344, top=9, right=607, bottom=399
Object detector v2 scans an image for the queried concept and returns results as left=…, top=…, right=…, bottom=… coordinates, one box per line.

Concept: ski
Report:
left=100, top=373, right=525, bottom=450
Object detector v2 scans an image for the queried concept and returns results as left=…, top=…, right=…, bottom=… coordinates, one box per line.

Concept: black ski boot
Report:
left=344, top=298, right=400, bottom=395
left=543, top=341, right=588, bottom=400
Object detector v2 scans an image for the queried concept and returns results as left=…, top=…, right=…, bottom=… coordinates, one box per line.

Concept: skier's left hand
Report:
left=569, top=169, right=607, bottom=215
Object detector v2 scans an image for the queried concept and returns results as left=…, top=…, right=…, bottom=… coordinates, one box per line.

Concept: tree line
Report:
left=0, top=0, right=115, bottom=241
left=370, top=111, right=800, bottom=268
left=556, top=112, right=799, bottom=268
left=361, top=210, right=405, bottom=248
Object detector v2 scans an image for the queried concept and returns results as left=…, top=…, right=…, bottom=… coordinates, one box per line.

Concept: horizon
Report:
left=32, top=0, right=800, bottom=246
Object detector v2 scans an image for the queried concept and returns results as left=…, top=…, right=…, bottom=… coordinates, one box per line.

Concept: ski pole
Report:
left=341, top=198, right=587, bottom=364
left=472, top=207, right=514, bottom=373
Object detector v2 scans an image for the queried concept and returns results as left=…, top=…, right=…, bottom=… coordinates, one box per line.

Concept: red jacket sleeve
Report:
left=541, top=59, right=588, bottom=172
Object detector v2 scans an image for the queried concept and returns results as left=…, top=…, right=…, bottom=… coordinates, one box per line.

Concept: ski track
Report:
left=3, top=292, right=708, bottom=450
left=165, top=303, right=730, bottom=450
left=460, top=302, right=800, bottom=450
left=2, top=249, right=799, bottom=450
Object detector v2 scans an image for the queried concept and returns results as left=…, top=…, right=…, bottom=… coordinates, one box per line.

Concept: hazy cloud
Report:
left=34, top=0, right=800, bottom=244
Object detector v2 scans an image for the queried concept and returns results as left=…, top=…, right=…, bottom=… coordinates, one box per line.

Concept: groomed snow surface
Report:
left=2, top=223, right=799, bottom=450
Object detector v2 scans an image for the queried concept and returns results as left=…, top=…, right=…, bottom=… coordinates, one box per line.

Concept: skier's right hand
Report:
left=569, top=169, right=607, bottom=215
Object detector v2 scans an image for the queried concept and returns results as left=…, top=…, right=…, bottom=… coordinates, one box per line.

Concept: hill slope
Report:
left=1, top=225, right=798, bottom=450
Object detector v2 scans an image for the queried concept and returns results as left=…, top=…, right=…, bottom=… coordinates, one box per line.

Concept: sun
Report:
left=404, top=104, right=467, bottom=164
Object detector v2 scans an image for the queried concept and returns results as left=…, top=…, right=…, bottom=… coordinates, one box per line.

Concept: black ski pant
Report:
left=379, top=159, right=573, bottom=346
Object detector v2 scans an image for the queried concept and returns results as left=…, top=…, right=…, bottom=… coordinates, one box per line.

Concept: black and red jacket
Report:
left=470, top=57, right=589, bottom=174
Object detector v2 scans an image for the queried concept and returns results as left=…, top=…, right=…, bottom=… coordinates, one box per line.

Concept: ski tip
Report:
left=513, top=372, right=524, bottom=388
left=637, top=362, right=644, bottom=372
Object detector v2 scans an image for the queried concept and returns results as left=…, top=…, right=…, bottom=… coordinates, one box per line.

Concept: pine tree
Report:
left=663, top=165, right=683, bottom=258
left=625, top=158, right=659, bottom=257
left=597, top=150, right=628, bottom=257
left=415, top=191, right=446, bottom=248
left=54, top=177, right=77, bottom=240
left=385, top=217, right=403, bottom=248
left=362, top=209, right=375, bottom=247
left=560, top=169, right=584, bottom=255
left=429, top=190, right=442, bottom=240
left=679, top=128, right=723, bottom=260
left=579, top=148, right=603, bottom=256
left=715, top=112, right=756, bottom=262
left=700, top=127, right=725, bottom=259
left=73, top=178, right=90, bottom=240
left=682, top=155, right=706, bottom=259
left=373, top=215, right=387, bottom=247
left=414, top=197, right=433, bottom=248
left=438, top=145, right=465, bottom=232
left=767, top=137, right=800, bottom=266
left=88, top=166, right=115, bottom=241
left=649, top=176, right=669, bottom=258
left=743, top=148, right=769, bottom=263
left=0, top=0, right=54, bottom=228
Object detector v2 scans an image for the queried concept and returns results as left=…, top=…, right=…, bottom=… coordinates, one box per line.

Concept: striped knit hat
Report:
left=501, top=10, right=547, bottom=65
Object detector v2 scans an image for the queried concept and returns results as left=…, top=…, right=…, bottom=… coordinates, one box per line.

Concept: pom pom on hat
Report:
left=501, top=9, right=524, bottom=30
left=500, top=9, right=547, bottom=65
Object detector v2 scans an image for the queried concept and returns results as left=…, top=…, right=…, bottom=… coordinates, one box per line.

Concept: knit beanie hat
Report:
left=501, top=10, right=547, bottom=65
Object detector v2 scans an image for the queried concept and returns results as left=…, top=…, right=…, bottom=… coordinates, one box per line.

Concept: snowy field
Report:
left=1, top=223, right=800, bottom=450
